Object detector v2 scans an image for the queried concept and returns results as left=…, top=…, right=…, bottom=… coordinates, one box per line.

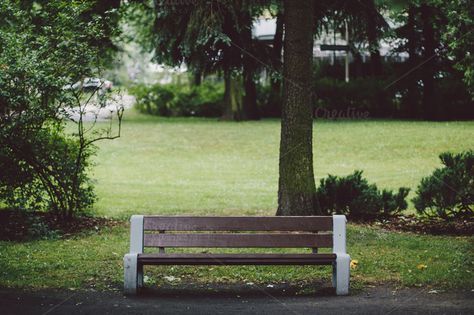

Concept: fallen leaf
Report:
left=350, top=259, right=359, bottom=270
left=416, top=264, right=427, bottom=270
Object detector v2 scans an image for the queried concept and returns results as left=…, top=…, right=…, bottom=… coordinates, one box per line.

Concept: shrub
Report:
left=0, top=124, right=96, bottom=217
left=432, top=77, right=474, bottom=120
left=313, top=78, right=395, bottom=118
left=316, top=170, right=410, bottom=220
left=171, top=82, right=224, bottom=117
left=0, top=0, right=121, bottom=219
left=130, top=84, right=175, bottom=116
left=130, top=82, right=224, bottom=117
left=413, top=151, right=474, bottom=220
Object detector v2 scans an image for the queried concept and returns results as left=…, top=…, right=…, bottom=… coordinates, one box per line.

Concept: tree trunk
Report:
left=221, top=68, right=243, bottom=121
left=192, top=69, right=202, bottom=86
left=242, top=63, right=259, bottom=120
left=405, top=4, right=419, bottom=118
left=420, top=3, right=436, bottom=120
left=268, top=11, right=284, bottom=114
left=366, top=0, right=383, bottom=76
left=353, top=50, right=364, bottom=78
left=220, top=9, right=243, bottom=121
left=277, top=0, right=320, bottom=216
left=241, top=18, right=260, bottom=120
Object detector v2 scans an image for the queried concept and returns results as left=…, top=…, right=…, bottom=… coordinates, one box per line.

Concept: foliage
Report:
left=0, top=123, right=96, bottom=217
left=313, top=78, right=395, bottom=118
left=0, top=0, right=121, bottom=218
left=431, top=74, right=474, bottom=119
left=316, top=171, right=410, bottom=220
left=256, top=84, right=280, bottom=117
left=413, top=151, right=474, bottom=220
left=127, top=1, right=270, bottom=120
left=441, top=0, right=474, bottom=98
left=130, top=82, right=224, bottom=117
left=130, top=84, right=175, bottom=116
left=311, top=75, right=474, bottom=119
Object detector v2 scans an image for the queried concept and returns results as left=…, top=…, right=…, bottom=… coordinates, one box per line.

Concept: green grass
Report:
left=1, top=225, right=472, bottom=291
left=92, top=110, right=474, bottom=217
left=1, top=109, right=473, bottom=291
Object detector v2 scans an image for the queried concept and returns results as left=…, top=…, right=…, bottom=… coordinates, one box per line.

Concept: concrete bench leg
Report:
left=332, top=253, right=350, bottom=295
left=124, top=253, right=138, bottom=295
left=137, top=264, right=144, bottom=288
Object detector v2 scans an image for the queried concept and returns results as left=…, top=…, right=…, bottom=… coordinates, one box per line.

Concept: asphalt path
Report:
left=1, top=285, right=472, bottom=315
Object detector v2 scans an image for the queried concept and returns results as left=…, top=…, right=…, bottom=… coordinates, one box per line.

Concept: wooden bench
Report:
left=123, top=215, right=350, bottom=295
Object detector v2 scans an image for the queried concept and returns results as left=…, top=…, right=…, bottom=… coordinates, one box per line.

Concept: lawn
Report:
left=1, top=109, right=473, bottom=292
left=93, top=110, right=474, bottom=217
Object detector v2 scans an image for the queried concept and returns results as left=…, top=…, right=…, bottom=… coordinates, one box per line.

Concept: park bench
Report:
left=123, top=215, right=350, bottom=295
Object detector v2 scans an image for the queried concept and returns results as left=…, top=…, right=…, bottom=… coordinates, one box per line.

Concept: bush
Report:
left=316, top=170, right=410, bottom=220
left=432, top=77, right=474, bottom=120
left=0, top=0, right=120, bottom=219
left=313, top=78, right=395, bottom=118
left=129, top=84, right=175, bottom=116
left=0, top=124, right=96, bottom=217
left=413, top=151, right=474, bottom=220
left=130, top=82, right=224, bottom=117
left=172, top=82, right=224, bottom=117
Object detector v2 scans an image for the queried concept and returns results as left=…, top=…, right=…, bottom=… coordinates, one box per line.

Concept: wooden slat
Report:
left=143, top=216, right=333, bottom=232
left=138, top=253, right=336, bottom=265
left=144, top=233, right=332, bottom=248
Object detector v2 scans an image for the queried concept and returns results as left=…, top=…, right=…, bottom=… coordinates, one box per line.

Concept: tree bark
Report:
left=277, top=0, right=320, bottom=216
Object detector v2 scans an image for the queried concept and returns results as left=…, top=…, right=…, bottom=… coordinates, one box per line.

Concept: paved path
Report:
left=1, top=285, right=473, bottom=314
left=67, top=93, right=135, bottom=122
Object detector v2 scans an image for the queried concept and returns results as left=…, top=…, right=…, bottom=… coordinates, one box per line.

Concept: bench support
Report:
left=124, top=215, right=144, bottom=295
left=124, top=253, right=138, bottom=295
left=332, top=215, right=350, bottom=295
left=332, top=253, right=350, bottom=295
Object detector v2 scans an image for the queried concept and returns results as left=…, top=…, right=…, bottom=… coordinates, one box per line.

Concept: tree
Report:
left=136, top=0, right=264, bottom=121
left=277, top=0, right=320, bottom=216
left=364, top=0, right=384, bottom=76
left=334, top=0, right=388, bottom=77
left=392, top=0, right=444, bottom=119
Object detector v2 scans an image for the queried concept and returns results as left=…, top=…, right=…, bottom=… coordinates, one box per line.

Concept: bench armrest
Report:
left=332, top=215, right=347, bottom=254
left=130, top=215, right=144, bottom=254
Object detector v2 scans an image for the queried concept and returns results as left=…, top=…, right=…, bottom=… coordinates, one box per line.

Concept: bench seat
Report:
left=138, top=253, right=337, bottom=265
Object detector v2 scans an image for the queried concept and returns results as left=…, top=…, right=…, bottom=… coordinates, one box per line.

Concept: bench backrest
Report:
left=129, top=215, right=347, bottom=254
